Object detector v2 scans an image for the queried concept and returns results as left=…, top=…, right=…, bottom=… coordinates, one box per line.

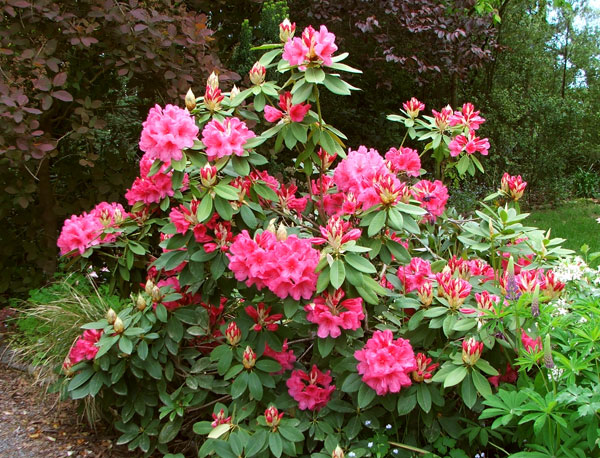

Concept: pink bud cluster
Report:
left=227, top=230, right=320, bottom=300
left=312, top=216, right=361, bottom=251
left=501, top=173, right=527, bottom=201
left=245, top=302, right=283, bottom=332
left=462, top=337, right=483, bottom=365
left=403, top=97, right=425, bottom=118
left=412, top=352, right=439, bottom=382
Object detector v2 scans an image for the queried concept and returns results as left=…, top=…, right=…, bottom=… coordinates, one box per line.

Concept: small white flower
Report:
left=392, top=449, right=399, bottom=455
left=596, top=217, right=600, bottom=224
left=348, top=453, right=356, bottom=458
left=385, top=424, right=392, bottom=430
left=367, top=442, right=373, bottom=448
left=364, top=420, right=371, bottom=426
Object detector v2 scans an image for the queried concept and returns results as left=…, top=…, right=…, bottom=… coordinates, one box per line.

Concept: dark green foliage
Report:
left=572, top=168, right=600, bottom=198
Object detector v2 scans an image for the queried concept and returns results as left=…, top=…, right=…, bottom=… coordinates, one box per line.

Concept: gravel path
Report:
left=0, top=364, right=130, bottom=457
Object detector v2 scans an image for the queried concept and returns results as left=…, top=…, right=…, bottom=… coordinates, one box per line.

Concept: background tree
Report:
left=0, top=0, right=234, bottom=302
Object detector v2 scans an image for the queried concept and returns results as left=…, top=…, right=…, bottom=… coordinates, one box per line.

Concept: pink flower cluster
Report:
left=125, top=153, right=188, bottom=205
left=283, top=25, right=337, bottom=69
left=411, top=179, right=449, bottom=222
left=397, top=257, right=433, bottom=292
left=385, top=147, right=421, bottom=177
left=139, top=104, right=199, bottom=163
left=447, top=255, right=495, bottom=282
left=521, top=330, right=542, bottom=353
left=64, top=329, right=102, bottom=369
left=312, top=216, right=361, bottom=251
left=403, top=97, right=425, bottom=118
left=227, top=230, right=320, bottom=300
left=449, top=103, right=485, bottom=131
left=57, top=202, right=128, bottom=256
left=355, top=329, right=417, bottom=395
left=448, top=131, right=490, bottom=157
left=264, top=92, right=311, bottom=123
left=286, top=365, right=335, bottom=410
left=304, top=289, right=364, bottom=338
left=201, top=117, right=256, bottom=162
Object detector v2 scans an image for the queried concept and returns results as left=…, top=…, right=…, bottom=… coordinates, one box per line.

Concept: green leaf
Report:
left=472, top=369, right=492, bottom=398
left=217, top=347, right=233, bottom=376
left=159, top=416, right=183, bottom=444
left=388, top=208, right=404, bottom=231
left=322, top=74, right=351, bottom=95
left=328, top=62, right=362, bottom=73
left=268, top=432, right=283, bottom=458
left=245, top=430, right=267, bottom=457
left=253, top=182, right=278, bottom=201
left=475, top=358, right=499, bottom=376
left=316, top=266, right=330, bottom=293
left=137, top=340, right=148, bottom=360
left=214, top=195, right=233, bottom=221
left=341, top=373, right=362, bottom=393
left=417, top=384, right=432, bottom=413
left=119, top=336, right=133, bottom=355
left=291, top=81, right=313, bottom=104
left=456, top=154, right=470, bottom=176
left=329, top=259, right=346, bottom=289
left=368, top=211, right=386, bottom=236
left=240, top=205, right=257, bottom=228
left=128, top=241, right=146, bottom=256
left=167, top=317, right=184, bottom=342
left=344, top=252, right=376, bottom=273
left=397, top=391, right=417, bottom=415
left=231, top=371, right=249, bottom=399
left=278, top=425, right=304, bottom=442
left=232, top=156, right=250, bottom=176
left=214, top=183, right=240, bottom=201
left=461, top=372, right=477, bottom=409
left=305, top=67, right=325, bottom=83
left=155, top=304, right=168, bottom=323
left=248, top=371, right=263, bottom=400
left=444, top=365, right=468, bottom=388
left=318, top=337, right=335, bottom=358
left=358, top=382, right=376, bottom=408
left=68, top=368, right=95, bottom=391
left=255, top=359, right=281, bottom=373
left=95, top=334, right=119, bottom=359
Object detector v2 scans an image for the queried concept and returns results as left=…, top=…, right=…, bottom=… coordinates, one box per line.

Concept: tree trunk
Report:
left=561, top=19, right=570, bottom=98
left=38, top=157, right=57, bottom=277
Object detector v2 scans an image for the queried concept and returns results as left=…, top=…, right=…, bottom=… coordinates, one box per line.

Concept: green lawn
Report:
left=526, top=199, right=600, bottom=262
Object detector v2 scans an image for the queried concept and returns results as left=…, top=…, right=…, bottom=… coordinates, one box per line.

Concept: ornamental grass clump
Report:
left=52, top=18, right=589, bottom=458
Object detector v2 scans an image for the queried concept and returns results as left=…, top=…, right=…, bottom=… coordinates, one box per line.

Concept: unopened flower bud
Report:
left=543, top=334, right=554, bottom=369
left=531, top=284, right=540, bottom=318
left=417, top=282, right=433, bottom=308
left=279, top=18, right=296, bottom=42
left=266, top=219, right=277, bottom=234
left=462, top=337, right=483, bottom=366
left=113, top=316, right=124, bottom=334
left=106, top=308, right=117, bottom=325
left=207, top=71, right=219, bottom=90
left=249, top=62, right=266, bottom=86
left=264, top=406, right=283, bottom=429
left=229, top=84, right=240, bottom=100
left=113, top=208, right=123, bottom=225
left=185, top=88, right=196, bottom=111
left=225, top=322, right=241, bottom=346
left=200, top=164, right=217, bottom=187
left=332, top=445, right=344, bottom=458
left=136, top=293, right=146, bottom=311
left=151, top=285, right=162, bottom=303
left=276, top=223, right=288, bottom=241
left=242, top=346, right=256, bottom=370
left=145, top=279, right=154, bottom=295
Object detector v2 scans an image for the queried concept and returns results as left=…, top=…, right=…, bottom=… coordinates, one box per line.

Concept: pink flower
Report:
left=286, top=365, right=335, bottom=410
left=304, top=289, right=364, bottom=338
left=449, top=131, right=490, bottom=157
left=283, top=25, right=337, bottom=69
left=412, top=353, right=439, bottom=382
left=201, top=117, right=256, bottom=161
left=488, top=363, right=518, bottom=388
left=245, top=303, right=283, bottom=332
left=312, top=216, right=361, bottom=250
left=385, top=147, right=421, bottom=177
left=403, top=97, right=425, bottom=118
left=521, top=330, right=542, bottom=353
left=227, top=230, right=320, bottom=300
left=125, top=153, right=188, bottom=205
left=544, top=270, right=565, bottom=298
left=354, top=330, right=417, bottom=395
left=516, top=269, right=546, bottom=294
left=475, top=291, right=500, bottom=314
left=449, top=103, right=485, bottom=131
left=397, top=257, right=433, bottom=293
left=64, top=329, right=103, bottom=369
left=57, top=212, right=105, bottom=256
left=139, top=104, right=199, bottom=163
left=411, top=180, right=449, bottom=222
left=264, top=339, right=296, bottom=374
left=500, top=173, right=527, bottom=201
left=438, top=276, right=472, bottom=309
left=264, top=92, right=311, bottom=123
left=204, top=84, right=224, bottom=112
left=211, top=409, right=231, bottom=428
left=432, top=105, right=453, bottom=130
left=462, top=337, right=483, bottom=365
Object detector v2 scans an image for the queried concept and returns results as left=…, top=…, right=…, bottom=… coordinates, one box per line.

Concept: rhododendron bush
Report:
left=56, top=20, right=580, bottom=458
